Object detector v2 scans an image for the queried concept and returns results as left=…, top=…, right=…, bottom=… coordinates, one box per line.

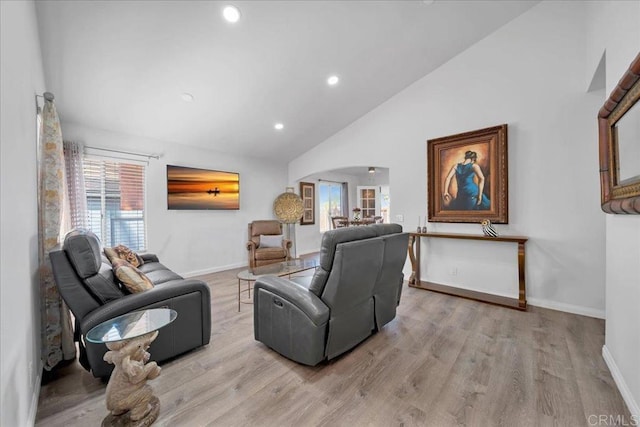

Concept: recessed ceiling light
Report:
left=274, top=123, right=284, bottom=130
left=223, top=5, right=241, bottom=23
left=181, top=93, right=194, bottom=102
left=327, top=75, right=339, bottom=86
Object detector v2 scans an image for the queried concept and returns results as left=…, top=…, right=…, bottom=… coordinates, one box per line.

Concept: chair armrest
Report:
left=246, top=241, right=257, bottom=269
left=80, top=279, right=210, bottom=333
left=254, top=275, right=329, bottom=326
left=141, top=253, right=159, bottom=263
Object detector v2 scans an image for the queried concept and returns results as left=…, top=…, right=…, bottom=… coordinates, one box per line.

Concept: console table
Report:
left=408, top=232, right=528, bottom=310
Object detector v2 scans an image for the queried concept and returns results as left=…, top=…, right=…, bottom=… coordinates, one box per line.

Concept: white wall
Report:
left=295, top=168, right=390, bottom=255
left=358, top=168, right=390, bottom=188
left=295, top=170, right=361, bottom=255
left=62, top=122, right=288, bottom=276
left=0, top=1, right=46, bottom=425
left=586, top=0, right=640, bottom=417
left=290, top=1, right=606, bottom=317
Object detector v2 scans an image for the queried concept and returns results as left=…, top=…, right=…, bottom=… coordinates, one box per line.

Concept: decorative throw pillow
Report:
left=111, top=258, right=153, bottom=294
left=104, top=244, right=144, bottom=268
left=259, top=234, right=283, bottom=248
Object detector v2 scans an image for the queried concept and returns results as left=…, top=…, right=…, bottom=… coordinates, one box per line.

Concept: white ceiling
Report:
left=35, top=0, right=538, bottom=161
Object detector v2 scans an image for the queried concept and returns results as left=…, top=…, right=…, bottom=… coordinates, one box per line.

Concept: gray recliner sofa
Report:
left=50, top=229, right=211, bottom=378
left=253, top=224, right=409, bottom=366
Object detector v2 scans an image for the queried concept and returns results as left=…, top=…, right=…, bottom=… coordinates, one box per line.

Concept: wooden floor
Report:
left=36, top=266, right=630, bottom=427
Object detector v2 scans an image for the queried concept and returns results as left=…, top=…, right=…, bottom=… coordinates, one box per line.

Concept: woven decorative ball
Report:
left=481, top=219, right=498, bottom=237
left=273, top=190, right=304, bottom=224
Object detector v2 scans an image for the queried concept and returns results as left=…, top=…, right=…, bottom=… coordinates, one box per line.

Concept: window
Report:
left=319, top=181, right=345, bottom=232
left=380, top=185, right=390, bottom=223
left=357, top=186, right=379, bottom=219
left=83, top=158, right=146, bottom=251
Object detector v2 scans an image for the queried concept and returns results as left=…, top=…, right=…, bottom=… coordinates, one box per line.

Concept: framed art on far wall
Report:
left=428, top=124, right=508, bottom=224
left=167, top=165, right=240, bottom=210
left=299, top=182, right=315, bottom=225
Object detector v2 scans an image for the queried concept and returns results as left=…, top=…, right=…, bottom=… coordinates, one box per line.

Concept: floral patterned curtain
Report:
left=39, top=96, right=75, bottom=370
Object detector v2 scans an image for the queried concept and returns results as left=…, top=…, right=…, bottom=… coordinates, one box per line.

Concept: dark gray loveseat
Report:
left=253, top=224, right=408, bottom=366
left=50, top=229, right=211, bottom=378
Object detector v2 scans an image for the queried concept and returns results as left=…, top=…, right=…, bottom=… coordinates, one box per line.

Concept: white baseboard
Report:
left=602, top=345, right=640, bottom=417
left=527, top=297, right=605, bottom=319
left=27, top=372, right=42, bottom=427
left=181, top=261, right=247, bottom=278
left=180, top=263, right=606, bottom=320
left=180, top=253, right=322, bottom=278
left=298, top=250, right=320, bottom=257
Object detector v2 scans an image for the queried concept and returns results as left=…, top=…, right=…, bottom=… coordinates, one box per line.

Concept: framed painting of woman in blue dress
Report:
left=428, top=124, right=508, bottom=224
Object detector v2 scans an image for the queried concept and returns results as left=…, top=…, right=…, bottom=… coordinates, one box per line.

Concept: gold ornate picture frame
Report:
left=428, top=124, right=508, bottom=224
left=299, top=182, right=315, bottom=225
left=598, top=52, right=640, bottom=214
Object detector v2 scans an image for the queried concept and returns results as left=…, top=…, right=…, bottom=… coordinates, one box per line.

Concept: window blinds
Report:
left=83, top=158, right=146, bottom=251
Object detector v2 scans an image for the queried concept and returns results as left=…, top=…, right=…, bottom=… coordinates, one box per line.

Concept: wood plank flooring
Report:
left=36, top=265, right=630, bottom=426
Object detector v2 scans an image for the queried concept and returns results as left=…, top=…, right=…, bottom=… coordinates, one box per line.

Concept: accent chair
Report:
left=246, top=220, right=292, bottom=269
left=253, top=224, right=408, bottom=366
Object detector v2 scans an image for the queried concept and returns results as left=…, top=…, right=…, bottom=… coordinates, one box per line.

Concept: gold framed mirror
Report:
left=598, top=52, right=640, bottom=214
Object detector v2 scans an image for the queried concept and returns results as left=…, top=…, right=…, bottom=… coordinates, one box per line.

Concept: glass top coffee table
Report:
left=86, top=308, right=177, bottom=344
left=237, top=259, right=317, bottom=311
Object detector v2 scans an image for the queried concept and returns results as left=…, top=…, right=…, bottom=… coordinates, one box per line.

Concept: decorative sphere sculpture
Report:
left=274, top=188, right=304, bottom=224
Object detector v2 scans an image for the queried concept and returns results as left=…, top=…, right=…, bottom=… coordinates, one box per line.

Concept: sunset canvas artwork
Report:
left=167, top=165, right=240, bottom=210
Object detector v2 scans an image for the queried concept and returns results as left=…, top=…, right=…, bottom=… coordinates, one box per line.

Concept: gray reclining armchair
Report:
left=253, top=224, right=408, bottom=366
left=50, top=230, right=211, bottom=378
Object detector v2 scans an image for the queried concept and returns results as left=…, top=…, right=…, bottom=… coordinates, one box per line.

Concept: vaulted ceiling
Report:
left=35, top=1, right=538, bottom=161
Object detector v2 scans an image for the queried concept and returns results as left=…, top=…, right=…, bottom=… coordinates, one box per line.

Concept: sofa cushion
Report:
left=64, top=229, right=103, bottom=279
left=255, top=247, right=287, bottom=260
left=112, top=258, right=153, bottom=293
left=259, top=234, right=283, bottom=248
left=144, top=269, right=183, bottom=285
left=138, top=262, right=171, bottom=274
left=104, top=244, right=144, bottom=268
left=138, top=262, right=183, bottom=284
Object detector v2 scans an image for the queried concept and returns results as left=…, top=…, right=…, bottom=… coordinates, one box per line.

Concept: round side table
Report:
left=86, top=308, right=177, bottom=426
